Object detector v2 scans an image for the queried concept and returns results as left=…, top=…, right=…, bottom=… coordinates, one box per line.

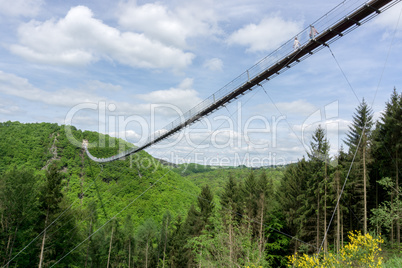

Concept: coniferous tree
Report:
left=197, top=184, right=215, bottom=227
left=331, top=148, right=349, bottom=253
left=256, top=171, right=271, bottom=258
left=277, top=158, right=311, bottom=252
left=242, top=172, right=258, bottom=237
left=306, top=125, right=331, bottom=252
left=221, top=174, right=239, bottom=213
left=372, top=88, right=402, bottom=246
left=344, top=98, right=374, bottom=235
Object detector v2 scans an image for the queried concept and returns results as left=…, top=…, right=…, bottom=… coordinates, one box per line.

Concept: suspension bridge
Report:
left=84, top=0, right=401, bottom=163
left=5, top=0, right=402, bottom=267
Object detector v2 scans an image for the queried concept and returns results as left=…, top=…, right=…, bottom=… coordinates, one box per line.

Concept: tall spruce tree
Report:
left=372, top=88, right=402, bottom=246
left=197, top=185, right=215, bottom=227
left=277, top=158, right=311, bottom=252
left=307, top=125, right=330, bottom=252
left=344, top=98, right=374, bottom=235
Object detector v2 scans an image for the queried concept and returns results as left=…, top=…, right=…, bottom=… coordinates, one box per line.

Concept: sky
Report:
left=1, top=0, right=402, bottom=167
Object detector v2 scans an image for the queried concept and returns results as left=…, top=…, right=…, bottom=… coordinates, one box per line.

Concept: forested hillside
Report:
left=176, top=166, right=285, bottom=200
left=0, top=89, right=401, bottom=267
left=0, top=121, right=199, bottom=267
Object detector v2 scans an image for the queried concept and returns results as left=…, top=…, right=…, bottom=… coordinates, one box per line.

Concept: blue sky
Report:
left=1, top=0, right=401, bottom=166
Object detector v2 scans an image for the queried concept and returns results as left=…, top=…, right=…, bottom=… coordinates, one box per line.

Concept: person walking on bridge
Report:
left=293, top=36, right=300, bottom=51
left=309, top=25, right=318, bottom=40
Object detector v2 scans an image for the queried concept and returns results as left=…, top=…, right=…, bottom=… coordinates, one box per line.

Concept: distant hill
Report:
left=171, top=163, right=285, bottom=199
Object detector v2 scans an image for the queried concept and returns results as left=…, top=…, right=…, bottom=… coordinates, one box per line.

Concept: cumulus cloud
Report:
left=118, top=0, right=220, bottom=48
left=0, top=0, right=43, bottom=17
left=203, top=58, right=223, bottom=71
left=9, top=6, right=195, bottom=70
left=227, top=14, right=303, bottom=52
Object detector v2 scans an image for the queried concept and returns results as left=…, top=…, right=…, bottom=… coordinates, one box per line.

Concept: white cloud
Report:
left=0, top=71, right=204, bottom=121
left=9, top=6, right=195, bottom=70
left=227, top=14, right=303, bottom=52
left=86, top=80, right=122, bottom=92
left=0, top=98, right=24, bottom=115
left=108, top=129, right=142, bottom=143
left=137, top=78, right=203, bottom=113
left=374, top=2, right=402, bottom=36
left=0, top=0, right=43, bottom=17
left=118, top=0, right=220, bottom=48
left=0, top=70, right=103, bottom=107
left=373, top=109, right=384, bottom=123
left=0, top=70, right=145, bottom=116
left=203, top=58, right=223, bottom=71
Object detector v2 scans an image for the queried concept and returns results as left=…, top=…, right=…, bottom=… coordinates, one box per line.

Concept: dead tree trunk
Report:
left=363, top=144, right=367, bottom=235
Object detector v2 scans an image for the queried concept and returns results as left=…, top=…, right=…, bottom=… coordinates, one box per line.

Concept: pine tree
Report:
left=331, top=148, right=348, bottom=253
left=372, top=88, right=402, bottom=246
left=221, top=174, right=239, bottom=212
left=242, top=172, right=258, bottom=237
left=256, top=171, right=271, bottom=258
left=197, top=185, right=215, bottom=227
left=344, top=98, right=374, bottom=235
left=277, top=158, right=311, bottom=252
left=307, top=125, right=331, bottom=252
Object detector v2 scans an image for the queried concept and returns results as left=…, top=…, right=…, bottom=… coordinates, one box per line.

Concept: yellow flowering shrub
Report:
left=288, top=231, right=383, bottom=267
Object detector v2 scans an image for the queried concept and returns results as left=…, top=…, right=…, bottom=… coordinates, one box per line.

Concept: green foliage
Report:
left=0, top=121, right=198, bottom=266
left=370, top=177, right=402, bottom=234
left=1, top=87, right=401, bottom=268
left=288, top=231, right=384, bottom=267
left=383, top=254, right=402, bottom=267
left=0, top=167, right=40, bottom=267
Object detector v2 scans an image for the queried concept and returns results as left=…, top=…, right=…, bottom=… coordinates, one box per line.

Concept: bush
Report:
left=288, top=231, right=383, bottom=267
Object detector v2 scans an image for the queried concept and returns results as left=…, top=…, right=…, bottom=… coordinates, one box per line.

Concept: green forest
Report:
left=0, top=89, right=401, bottom=267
